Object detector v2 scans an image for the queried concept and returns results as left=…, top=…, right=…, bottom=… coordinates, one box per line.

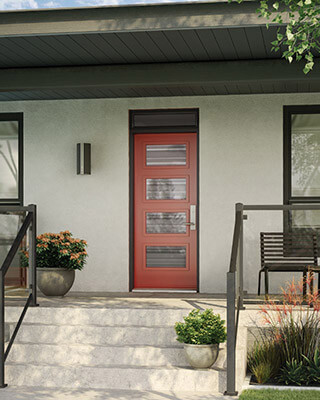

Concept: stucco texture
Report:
left=1, top=93, right=320, bottom=293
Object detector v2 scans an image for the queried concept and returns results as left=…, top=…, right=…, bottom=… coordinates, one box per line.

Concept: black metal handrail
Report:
left=0, top=204, right=37, bottom=388
left=229, top=209, right=243, bottom=274
left=225, top=202, right=320, bottom=396
left=225, top=203, right=243, bottom=396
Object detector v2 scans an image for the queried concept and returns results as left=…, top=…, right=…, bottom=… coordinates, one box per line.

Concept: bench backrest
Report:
left=260, top=232, right=318, bottom=267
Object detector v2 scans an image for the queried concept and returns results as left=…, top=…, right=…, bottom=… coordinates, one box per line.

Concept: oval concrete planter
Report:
left=37, top=268, right=75, bottom=297
left=184, top=343, right=219, bottom=369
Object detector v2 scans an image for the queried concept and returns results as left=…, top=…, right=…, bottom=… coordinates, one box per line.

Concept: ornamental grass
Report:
left=248, top=277, right=320, bottom=386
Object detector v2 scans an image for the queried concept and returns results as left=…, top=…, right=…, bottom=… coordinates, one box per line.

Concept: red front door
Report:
left=134, top=133, right=198, bottom=289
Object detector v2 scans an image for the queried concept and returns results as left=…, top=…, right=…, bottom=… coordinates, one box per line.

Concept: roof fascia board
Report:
left=0, top=60, right=316, bottom=92
left=0, top=2, right=282, bottom=38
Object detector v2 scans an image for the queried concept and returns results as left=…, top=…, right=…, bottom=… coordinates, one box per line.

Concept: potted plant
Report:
left=175, top=309, right=227, bottom=369
left=21, top=231, right=87, bottom=297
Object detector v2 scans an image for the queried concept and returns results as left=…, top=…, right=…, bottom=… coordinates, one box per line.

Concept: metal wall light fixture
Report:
left=77, top=143, right=91, bottom=175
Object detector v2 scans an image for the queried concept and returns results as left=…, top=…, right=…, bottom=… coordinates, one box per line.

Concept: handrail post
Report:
left=224, top=271, right=237, bottom=396
left=0, top=273, right=7, bottom=388
left=236, top=203, right=245, bottom=310
left=28, top=205, right=38, bottom=307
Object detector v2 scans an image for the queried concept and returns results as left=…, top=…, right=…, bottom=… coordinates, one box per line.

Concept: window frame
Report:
left=284, top=105, right=320, bottom=205
left=0, top=113, right=23, bottom=205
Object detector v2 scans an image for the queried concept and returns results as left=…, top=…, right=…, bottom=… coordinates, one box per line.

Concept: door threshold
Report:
left=132, top=289, right=197, bottom=293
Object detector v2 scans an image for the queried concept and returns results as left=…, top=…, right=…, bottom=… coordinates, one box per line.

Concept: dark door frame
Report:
left=129, top=108, right=200, bottom=291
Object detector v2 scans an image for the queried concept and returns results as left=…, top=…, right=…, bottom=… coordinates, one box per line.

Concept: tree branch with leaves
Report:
left=229, top=0, right=320, bottom=73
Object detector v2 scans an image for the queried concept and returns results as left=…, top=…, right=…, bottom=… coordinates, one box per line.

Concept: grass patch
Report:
left=239, top=389, right=320, bottom=400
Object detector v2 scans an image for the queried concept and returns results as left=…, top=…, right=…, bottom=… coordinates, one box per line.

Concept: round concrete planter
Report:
left=184, top=343, right=219, bottom=369
left=37, top=268, right=75, bottom=297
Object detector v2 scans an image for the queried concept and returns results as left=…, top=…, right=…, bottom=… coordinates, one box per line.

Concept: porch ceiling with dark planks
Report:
left=0, top=1, right=319, bottom=101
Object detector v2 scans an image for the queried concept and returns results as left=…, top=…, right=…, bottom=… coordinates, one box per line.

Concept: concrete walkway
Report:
left=0, top=387, right=238, bottom=400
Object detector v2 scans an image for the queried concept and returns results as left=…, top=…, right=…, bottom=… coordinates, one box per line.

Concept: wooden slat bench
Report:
left=259, top=232, right=320, bottom=299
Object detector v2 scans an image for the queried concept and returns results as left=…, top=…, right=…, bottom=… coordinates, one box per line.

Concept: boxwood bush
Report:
left=175, top=309, right=227, bottom=345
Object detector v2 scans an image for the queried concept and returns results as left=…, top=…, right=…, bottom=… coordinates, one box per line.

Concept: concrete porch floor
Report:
left=4, top=289, right=267, bottom=311
left=4, top=289, right=274, bottom=329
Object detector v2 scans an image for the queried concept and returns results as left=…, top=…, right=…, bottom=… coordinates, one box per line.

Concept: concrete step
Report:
left=14, top=323, right=179, bottom=346
left=5, top=306, right=192, bottom=327
left=7, top=342, right=227, bottom=368
left=5, top=363, right=226, bottom=392
left=3, top=305, right=239, bottom=394
left=8, top=343, right=187, bottom=367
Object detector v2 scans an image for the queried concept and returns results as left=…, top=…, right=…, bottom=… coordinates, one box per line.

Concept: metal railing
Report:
left=225, top=203, right=244, bottom=396
left=0, top=204, right=38, bottom=388
left=225, top=202, right=320, bottom=396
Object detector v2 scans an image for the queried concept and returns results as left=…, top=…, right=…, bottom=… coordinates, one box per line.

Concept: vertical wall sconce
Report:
left=77, top=143, right=91, bottom=175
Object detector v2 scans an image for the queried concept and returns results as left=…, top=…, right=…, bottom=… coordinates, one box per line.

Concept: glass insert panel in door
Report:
left=0, top=121, right=19, bottom=199
left=291, top=114, right=320, bottom=197
left=146, top=144, right=186, bottom=166
left=146, top=246, right=186, bottom=268
left=146, top=212, right=187, bottom=234
left=146, top=178, right=186, bottom=200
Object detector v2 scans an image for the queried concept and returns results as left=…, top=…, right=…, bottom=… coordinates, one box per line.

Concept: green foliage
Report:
left=21, top=231, right=88, bottom=271
left=251, top=363, right=274, bottom=385
left=247, top=340, right=281, bottom=384
left=240, top=389, right=320, bottom=400
left=174, top=309, right=226, bottom=345
left=277, top=359, right=308, bottom=386
left=302, top=349, right=320, bottom=385
left=229, top=0, right=320, bottom=73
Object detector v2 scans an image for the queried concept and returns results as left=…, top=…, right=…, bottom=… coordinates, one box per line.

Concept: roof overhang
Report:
left=1, top=59, right=318, bottom=101
left=0, top=1, right=315, bottom=101
left=0, top=1, right=277, bottom=38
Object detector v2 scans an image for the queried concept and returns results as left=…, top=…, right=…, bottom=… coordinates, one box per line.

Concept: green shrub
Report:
left=247, top=340, right=281, bottom=384
left=277, top=360, right=308, bottom=386
left=175, top=309, right=226, bottom=345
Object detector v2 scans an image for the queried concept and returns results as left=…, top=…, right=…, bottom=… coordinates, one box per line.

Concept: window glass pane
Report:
left=146, top=178, right=186, bottom=200
left=0, top=121, right=19, bottom=199
left=146, top=212, right=186, bottom=234
left=146, top=144, right=186, bottom=166
left=291, top=209, right=320, bottom=229
left=291, top=114, right=320, bottom=196
left=146, top=246, right=186, bottom=268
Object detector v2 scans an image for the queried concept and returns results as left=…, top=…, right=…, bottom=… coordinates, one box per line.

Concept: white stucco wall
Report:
left=1, top=93, right=320, bottom=294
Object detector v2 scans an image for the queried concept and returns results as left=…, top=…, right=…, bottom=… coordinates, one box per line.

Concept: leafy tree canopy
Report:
left=229, top=0, right=320, bottom=74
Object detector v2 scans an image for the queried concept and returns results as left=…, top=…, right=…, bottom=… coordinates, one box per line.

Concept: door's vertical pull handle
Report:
left=190, top=205, right=196, bottom=231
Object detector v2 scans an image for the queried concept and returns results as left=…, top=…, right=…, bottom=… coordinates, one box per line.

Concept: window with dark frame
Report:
left=284, top=105, right=320, bottom=231
left=0, top=113, right=23, bottom=205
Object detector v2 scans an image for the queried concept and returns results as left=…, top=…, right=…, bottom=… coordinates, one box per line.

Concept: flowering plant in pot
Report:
left=175, top=309, right=227, bottom=368
left=21, top=231, right=87, bottom=296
